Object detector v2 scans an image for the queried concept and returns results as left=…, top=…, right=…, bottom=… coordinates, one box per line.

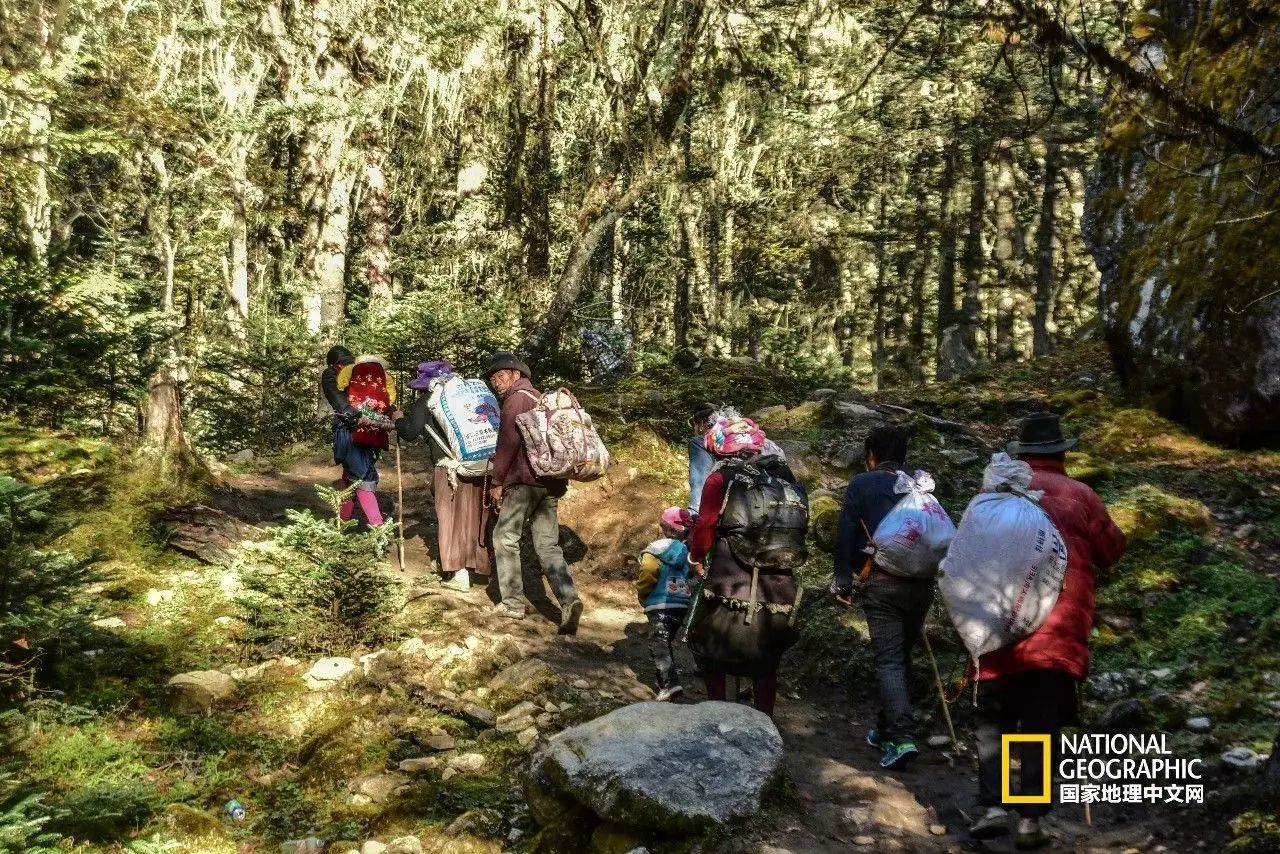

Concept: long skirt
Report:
left=432, top=467, right=491, bottom=574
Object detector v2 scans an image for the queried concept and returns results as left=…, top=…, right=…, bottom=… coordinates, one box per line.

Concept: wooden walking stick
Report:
left=393, top=371, right=406, bottom=572
left=394, top=436, right=406, bottom=572
left=922, top=627, right=960, bottom=748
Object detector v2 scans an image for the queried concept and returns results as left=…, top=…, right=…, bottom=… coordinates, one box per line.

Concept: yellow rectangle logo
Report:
left=1002, top=734, right=1052, bottom=804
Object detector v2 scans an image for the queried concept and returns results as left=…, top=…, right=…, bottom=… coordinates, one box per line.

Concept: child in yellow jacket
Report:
left=635, top=507, right=694, bottom=701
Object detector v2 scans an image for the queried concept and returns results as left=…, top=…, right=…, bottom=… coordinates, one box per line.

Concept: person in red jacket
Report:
left=970, top=412, right=1126, bottom=849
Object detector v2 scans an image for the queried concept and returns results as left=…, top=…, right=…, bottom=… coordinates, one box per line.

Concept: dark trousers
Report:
left=647, top=610, right=686, bottom=690
left=705, top=670, right=778, bottom=717
left=860, top=576, right=933, bottom=743
left=976, top=669, right=1079, bottom=818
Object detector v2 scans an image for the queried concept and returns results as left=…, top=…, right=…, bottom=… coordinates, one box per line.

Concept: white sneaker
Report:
left=656, top=685, right=684, bottom=702
left=970, top=806, right=1010, bottom=840
left=443, top=569, right=470, bottom=591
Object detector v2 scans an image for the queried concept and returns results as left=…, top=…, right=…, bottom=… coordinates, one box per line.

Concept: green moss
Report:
left=1109, top=484, right=1214, bottom=542
left=0, top=422, right=112, bottom=483
left=591, top=822, right=650, bottom=854
left=1065, top=452, right=1116, bottom=486
left=159, top=803, right=227, bottom=840
left=1229, top=810, right=1280, bottom=852
left=808, top=495, right=840, bottom=553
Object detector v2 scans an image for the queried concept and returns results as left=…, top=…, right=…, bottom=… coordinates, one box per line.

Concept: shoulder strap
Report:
left=421, top=421, right=457, bottom=461
left=515, top=389, right=541, bottom=404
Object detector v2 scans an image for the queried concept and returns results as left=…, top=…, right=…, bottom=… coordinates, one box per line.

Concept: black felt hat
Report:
left=1007, top=411, right=1078, bottom=456
left=483, top=351, right=531, bottom=379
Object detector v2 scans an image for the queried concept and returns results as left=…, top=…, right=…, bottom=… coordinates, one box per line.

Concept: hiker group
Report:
left=320, top=348, right=1125, bottom=850
left=321, top=348, right=608, bottom=635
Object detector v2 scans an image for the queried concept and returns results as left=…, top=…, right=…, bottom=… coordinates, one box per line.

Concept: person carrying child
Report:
left=320, top=347, right=396, bottom=526
left=635, top=507, right=695, bottom=702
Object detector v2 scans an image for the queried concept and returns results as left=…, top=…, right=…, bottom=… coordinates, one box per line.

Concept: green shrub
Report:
left=0, top=477, right=102, bottom=701
left=235, top=485, right=404, bottom=653
left=48, top=781, right=162, bottom=842
left=0, top=259, right=165, bottom=432
left=191, top=311, right=324, bottom=457
left=0, top=772, right=61, bottom=853
left=348, top=286, right=514, bottom=378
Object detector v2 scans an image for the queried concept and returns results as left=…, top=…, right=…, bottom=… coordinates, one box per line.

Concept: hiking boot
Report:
left=1015, top=817, right=1049, bottom=850
left=656, top=685, right=684, bottom=702
left=493, top=603, right=525, bottom=621
left=558, top=599, right=583, bottom=635
left=442, top=569, right=470, bottom=591
left=865, top=727, right=882, bottom=749
left=969, top=807, right=1011, bottom=840
left=879, top=740, right=918, bottom=770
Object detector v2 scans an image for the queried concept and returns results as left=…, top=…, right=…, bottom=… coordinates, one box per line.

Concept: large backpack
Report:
left=514, top=388, right=612, bottom=481
left=869, top=470, right=957, bottom=579
left=717, top=454, right=810, bottom=570
left=938, top=453, right=1070, bottom=661
left=422, top=375, right=500, bottom=479
left=338, top=356, right=395, bottom=450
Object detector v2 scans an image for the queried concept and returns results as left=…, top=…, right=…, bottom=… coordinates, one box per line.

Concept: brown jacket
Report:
left=489, top=377, right=568, bottom=497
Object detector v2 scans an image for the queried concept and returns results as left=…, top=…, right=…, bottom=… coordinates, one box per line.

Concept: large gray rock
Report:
left=527, top=701, right=783, bottom=834
left=167, top=670, right=236, bottom=713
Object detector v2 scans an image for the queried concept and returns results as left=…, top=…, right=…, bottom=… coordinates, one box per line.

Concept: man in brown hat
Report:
left=969, top=412, right=1126, bottom=849
left=484, top=352, right=583, bottom=634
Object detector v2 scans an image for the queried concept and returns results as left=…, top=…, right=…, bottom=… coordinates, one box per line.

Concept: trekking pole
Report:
left=393, top=372, right=406, bottom=573
left=394, top=436, right=406, bottom=572
left=922, top=628, right=960, bottom=749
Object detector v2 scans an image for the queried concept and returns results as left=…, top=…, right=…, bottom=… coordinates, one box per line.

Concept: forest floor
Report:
left=212, top=440, right=1179, bottom=854
left=6, top=343, right=1279, bottom=852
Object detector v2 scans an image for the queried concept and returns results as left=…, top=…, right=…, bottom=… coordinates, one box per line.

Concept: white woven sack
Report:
left=870, top=470, right=956, bottom=578
left=938, top=453, right=1069, bottom=660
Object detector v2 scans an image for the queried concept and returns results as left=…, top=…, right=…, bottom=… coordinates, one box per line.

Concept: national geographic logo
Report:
left=1002, top=734, right=1052, bottom=804
left=1001, top=734, right=1205, bottom=806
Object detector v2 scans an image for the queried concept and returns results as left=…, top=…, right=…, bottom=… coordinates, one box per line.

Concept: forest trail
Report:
left=224, top=442, right=1179, bottom=854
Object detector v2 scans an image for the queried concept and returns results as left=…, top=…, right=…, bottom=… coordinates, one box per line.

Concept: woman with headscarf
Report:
left=395, top=361, right=492, bottom=591
left=321, top=346, right=389, bottom=526
left=686, top=416, right=805, bottom=717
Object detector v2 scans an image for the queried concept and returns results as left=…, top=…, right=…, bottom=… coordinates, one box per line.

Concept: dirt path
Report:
left=227, top=446, right=1181, bottom=854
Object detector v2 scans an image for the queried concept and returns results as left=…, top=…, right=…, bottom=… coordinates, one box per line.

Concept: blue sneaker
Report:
left=866, top=728, right=882, bottom=749
left=879, top=740, right=918, bottom=770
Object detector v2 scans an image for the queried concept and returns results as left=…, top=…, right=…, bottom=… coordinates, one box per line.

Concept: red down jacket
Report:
left=975, top=455, right=1127, bottom=681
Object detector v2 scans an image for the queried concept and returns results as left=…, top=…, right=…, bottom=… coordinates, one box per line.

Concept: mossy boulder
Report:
left=809, top=494, right=841, bottom=553
left=1085, top=0, right=1280, bottom=444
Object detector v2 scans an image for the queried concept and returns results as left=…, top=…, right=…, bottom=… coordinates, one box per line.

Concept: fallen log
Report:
left=159, top=505, right=263, bottom=564
left=870, top=403, right=984, bottom=442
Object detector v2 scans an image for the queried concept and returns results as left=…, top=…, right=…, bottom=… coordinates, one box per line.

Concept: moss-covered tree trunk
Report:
left=1033, top=140, right=1060, bottom=357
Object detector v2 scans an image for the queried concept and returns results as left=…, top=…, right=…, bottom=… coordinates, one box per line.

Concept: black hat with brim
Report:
left=1007, top=411, right=1078, bottom=456
left=484, top=352, right=532, bottom=380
